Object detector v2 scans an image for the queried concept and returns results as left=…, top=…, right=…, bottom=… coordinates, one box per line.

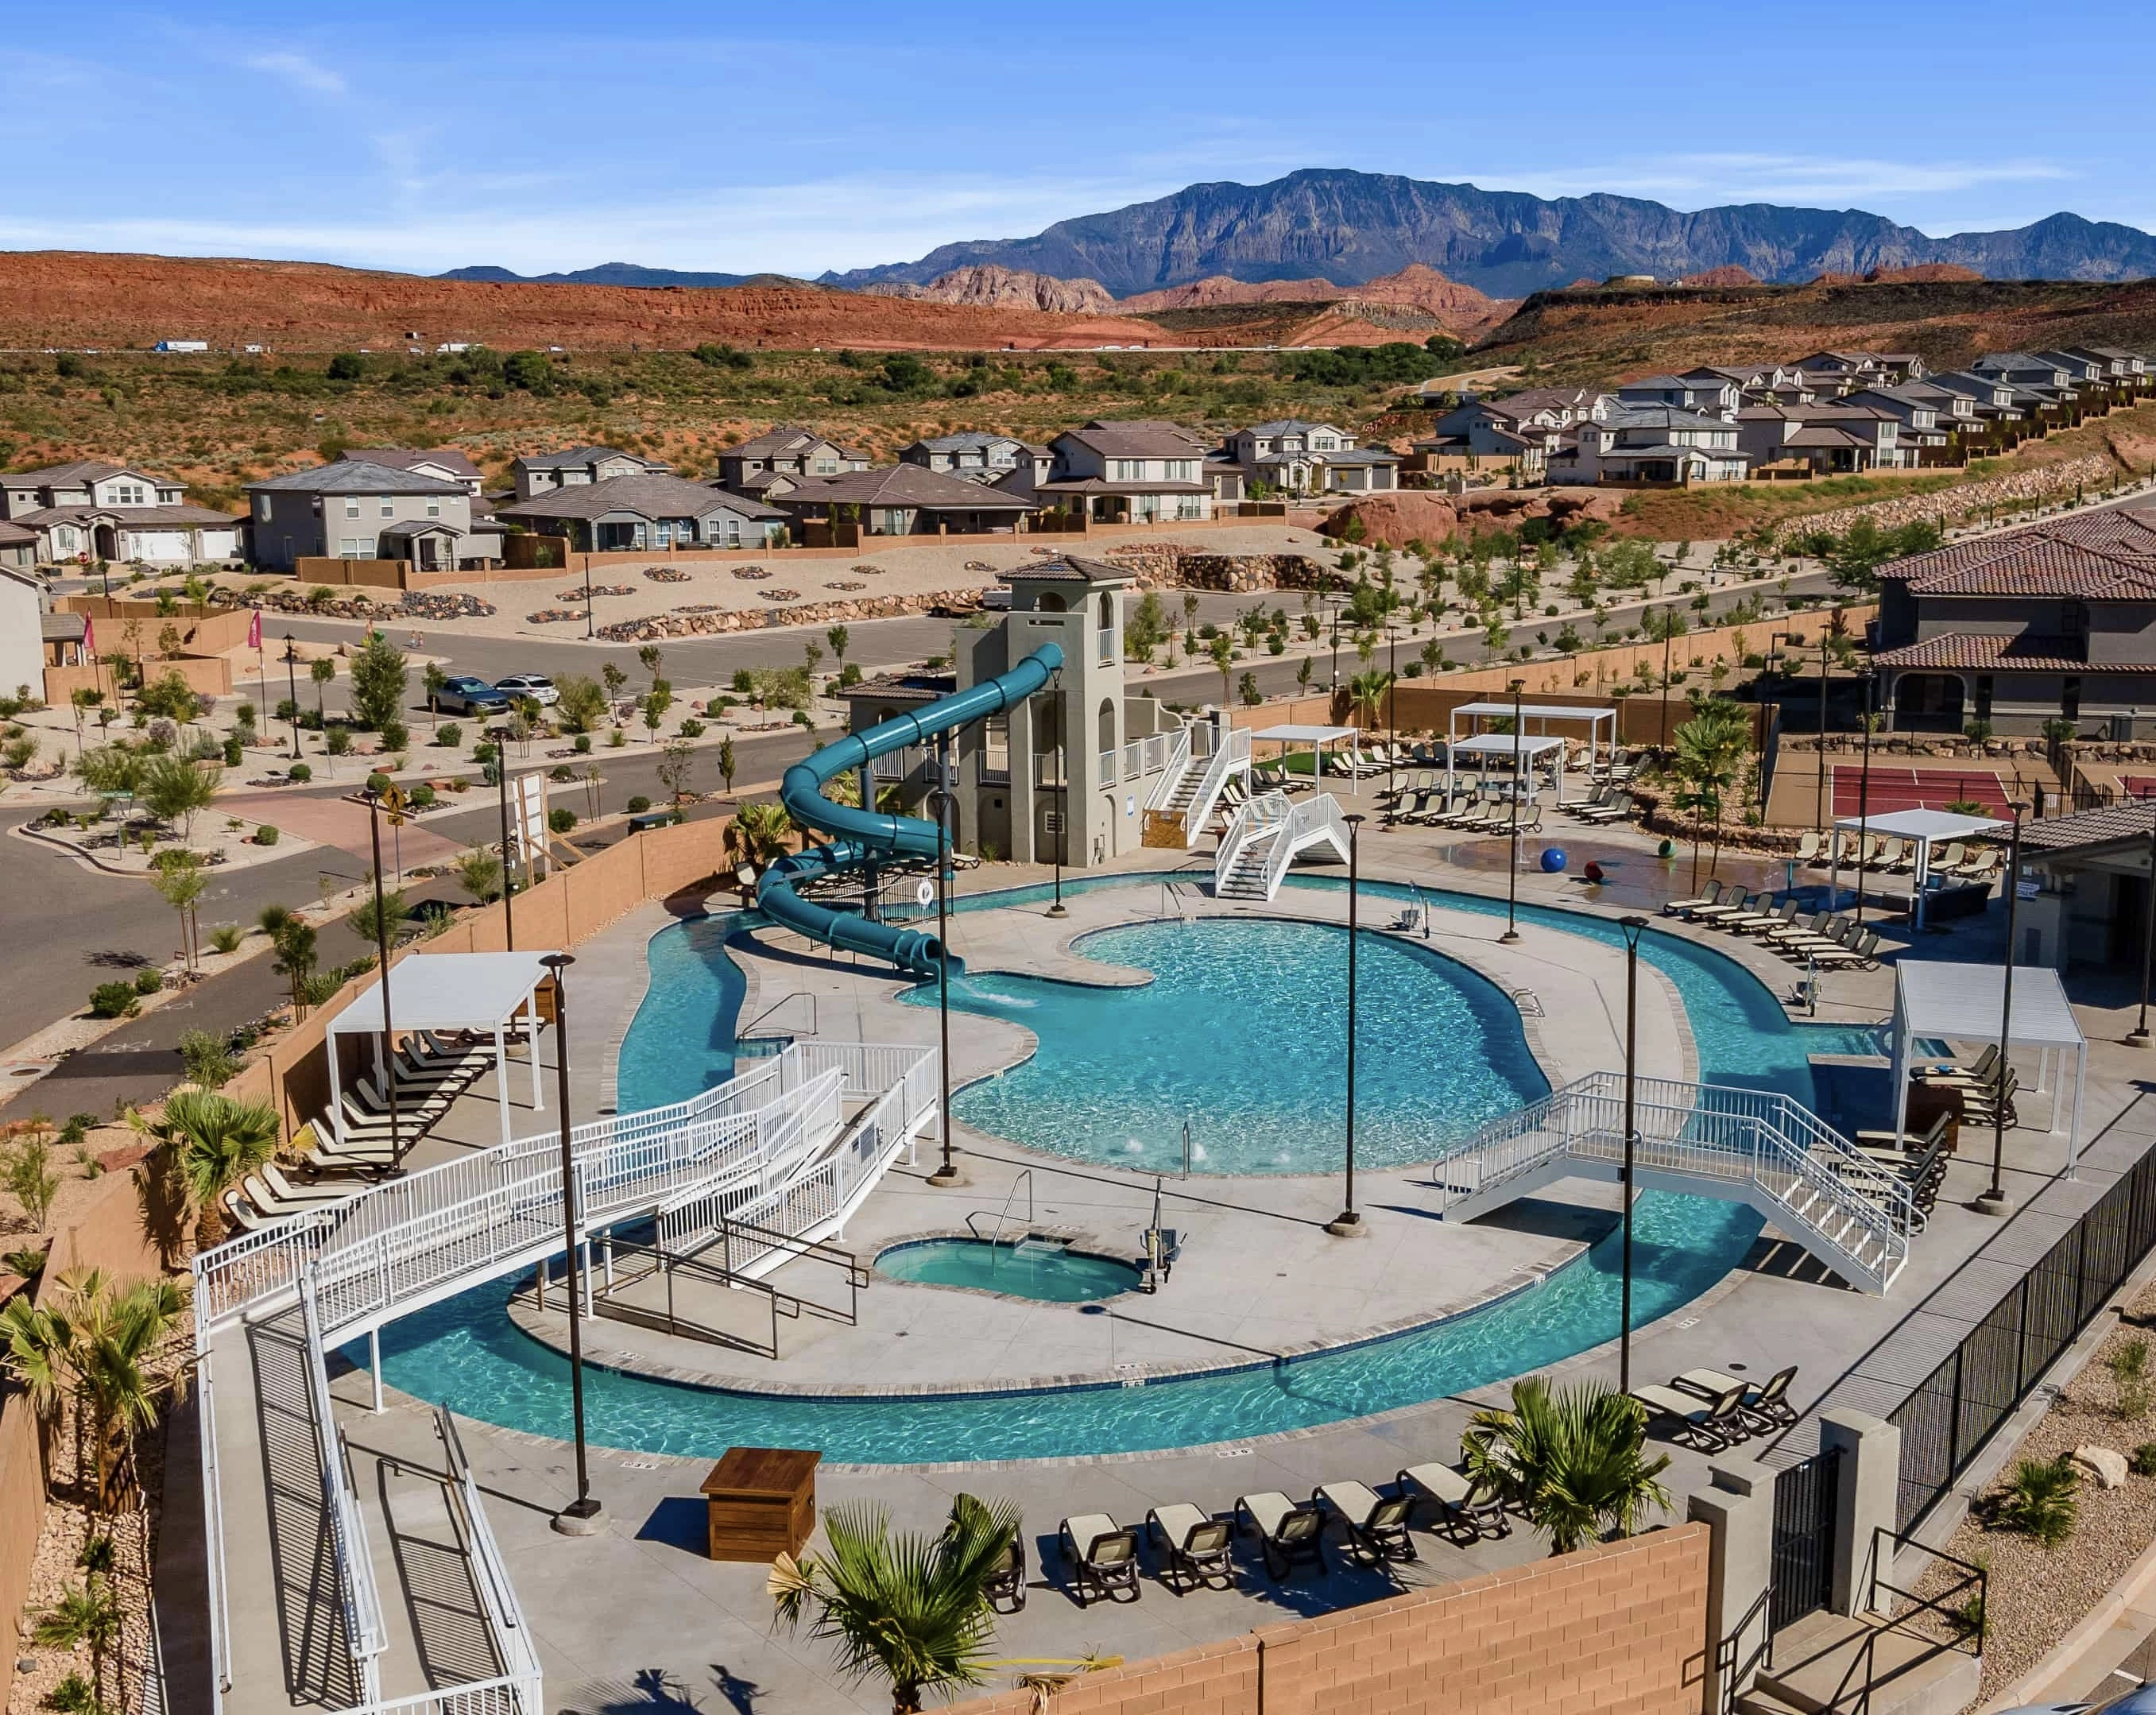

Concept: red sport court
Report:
left=1830, top=766, right=2015, bottom=816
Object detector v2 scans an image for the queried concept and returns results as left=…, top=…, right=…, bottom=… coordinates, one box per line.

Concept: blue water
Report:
left=904, top=918, right=1547, bottom=1174
left=877, top=1238, right=1144, bottom=1303
left=366, top=873, right=1878, bottom=1464
left=615, top=915, right=748, bottom=1110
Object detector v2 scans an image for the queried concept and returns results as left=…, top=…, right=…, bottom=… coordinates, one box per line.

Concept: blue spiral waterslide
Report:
left=756, top=642, right=1064, bottom=974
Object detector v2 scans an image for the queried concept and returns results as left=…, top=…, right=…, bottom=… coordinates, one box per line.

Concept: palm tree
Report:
left=770, top=1492, right=1020, bottom=1714
left=34, top=1575, right=122, bottom=1711
left=1463, top=1376, right=1671, bottom=1556
left=1348, top=668, right=1394, bottom=729
left=0, top=1295, right=68, bottom=1485
left=1670, top=699, right=1754, bottom=888
left=153, top=1090, right=281, bottom=1251
left=726, top=802, right=795, bottom=869
left=51, top=1269, right=191, bottom=1512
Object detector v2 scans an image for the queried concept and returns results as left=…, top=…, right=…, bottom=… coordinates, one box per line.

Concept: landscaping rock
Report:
left=2072, top=1445, right=2131, bottom=1489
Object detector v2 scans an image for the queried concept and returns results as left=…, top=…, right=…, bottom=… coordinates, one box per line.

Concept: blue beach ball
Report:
left=1539, top=846, right=1568, bottom=873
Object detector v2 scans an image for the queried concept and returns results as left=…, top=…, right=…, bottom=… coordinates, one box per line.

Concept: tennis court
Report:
left=2123, top=776, right=2156, bottom=800
left=1830, top=765, right=2014, bottom=816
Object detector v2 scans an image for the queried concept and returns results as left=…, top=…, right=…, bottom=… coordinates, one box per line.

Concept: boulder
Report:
left=2071, top=1445, right=2130, bottom=1489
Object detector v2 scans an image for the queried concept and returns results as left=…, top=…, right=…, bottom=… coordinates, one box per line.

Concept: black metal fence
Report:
left=1889, top=1141, right=2156, bottom=1529
left=1771, top=1446, right=1842, bottom=1630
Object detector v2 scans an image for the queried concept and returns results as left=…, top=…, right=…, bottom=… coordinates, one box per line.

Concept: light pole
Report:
left=1046, top=673, right=1066, bottom=919
left=1500, top=678, right=1524, bottom=944
left=1328, top=813, right=1367, bottom=1237
left=362, top=787, right=402, bottom=1162
left=1618, top=914, right=1648, bottom=1395
left=583, top=565, right=594, bottom=641
left=2130, top=809, right=2156, bottom=1047
left=1384, top=612, right=1399, bottom=823
left=1814, top=621, right=1833, bottom=833
left=538, top=953, right=604, bottom=1535
left=1976, top=805, right=2025, bottom=1217
left=492, top=724, right=517, bottom=950
left=283, top=633, right=301, bottom=761
left=1855, top=672, right=1875, bottom=927
left=928, top=732, right=959, bottom=1186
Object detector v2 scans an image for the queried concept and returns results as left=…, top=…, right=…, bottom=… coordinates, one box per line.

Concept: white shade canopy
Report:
left=1249, top=724, right=1360, bottom=744
left=1835, top=807, right=2008, bottom=841
left=1886, top=959, right=2087, bottom=1171
left=327, top=952, right=558, bottom=1036
left=1450, top=733, right=1566, bottom=758
left=1451, top=701, right=1616, bottom=723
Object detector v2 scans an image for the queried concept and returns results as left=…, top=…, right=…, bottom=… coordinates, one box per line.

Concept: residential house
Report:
left=770, top=465, right=1036, bottom=537
left=1613, top=374, right=1742, bottom=419
left=2015, top=801, right=2156, bottom=974
left=715, top=427, right=870, bottom=502
left=342, top=447, right=485, bottom=497
left=1037, top=421, right=1213, bottom=523
left=1682, top=362, right=1798, bottom=394
left=896, top=432, right=1049, bottom=486
left=0, top=460, right=239, bottom=565
left=495, top=473, right=788, bottom=552
left=1217, top=420, right=1400, bottom=495
left=0, top=567, right=41, bottom=699
left=0, top=521, right=35, bottom=575
left=2065, top=346, right=2151, bottom=395
left=1969, top=353, right=2083, bottom=428
left=246, top=459, right=499, bottom=572
left=1549, top=406, right=1749, bottom=486
left=510, top=445, right=671, bottom=502
left=1736, top=403, right=1906, bottom=473
left=1787, top=350, right=1927, bottom=390
left=1927, top=371, right=2030, bottom=444
left=1840, top=386, right=1956, bottom=462
left=1872, top=509, right=2156, bottom=735
left=1416, top=388, right=1609, bottom=477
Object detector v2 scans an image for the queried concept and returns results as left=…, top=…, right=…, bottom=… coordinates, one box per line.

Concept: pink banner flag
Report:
left=247, top=609, right=261, bottom=651
left=81, top=615, right=96, bottom=657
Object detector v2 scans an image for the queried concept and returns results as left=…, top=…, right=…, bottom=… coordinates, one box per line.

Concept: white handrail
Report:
left=299, top=1279, right=386, bottom=1702
left=436, top=1408, right=543, bottom=1713
left=1142, top=726, right=1195, bottom=813
left=1214, top=790, right=1291, bottom=882
left=1181, top=725, right=1252, bottom=842
left=1257, top=793, right=1347, bottom=900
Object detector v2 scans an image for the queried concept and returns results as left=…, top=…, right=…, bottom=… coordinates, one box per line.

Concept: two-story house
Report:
left=1549, top=406, right=1749, bottom=486
left=1788, top=350, right=1927, bottom=392
left=1839, top=387, right=1954, bottom=460
left=246, top=460, right=498, bottom=572
left=1613, top=374, right=1742, bottom=419
left=510, top=446, right=672, bottom=502
left=1217, top=420, right=1400, bottom=496
left=714, top=427, right=870, bottom=501
left=0, top=460, right=241, bottom=565
left=1872, top=509, right=2156, bottom=736
left=1928, top=371, right=2030, bottom=443
left=1415, top=388, right=1609, bottom=477
left=1037, top=421, right=1213, bottom=523
left=771, top=465, right=1037, bottom=537
left=1736, top=403, right=1906, bottom=473
left=896, top=432, right=1050, bottom=487
left=495, top=472, right=788, bottom=552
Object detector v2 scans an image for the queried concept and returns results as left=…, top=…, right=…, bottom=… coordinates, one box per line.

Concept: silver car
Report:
left=493, top=673, right=560, bottom=707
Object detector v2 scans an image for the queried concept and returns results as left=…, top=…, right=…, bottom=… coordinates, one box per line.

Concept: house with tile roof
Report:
left=2012, top=799, right=2156, bottom=974
left=341, top=447, right=486, bottom=497
left=495, top=473, right=787, bottom=552
left=768, top=464, right=1036, bottom=537
left=714, top=426, right=871, bottom=502
left=510, top=445, right=671, bottom=502
left=1872, top=509, right=2156, bottom=734
left=1548, top=406, right=1749, bottom=486
left=246, top=459, right=496, bottom=571
left=1736, top=403, right=1908, bottom=473
left=1038, top=421, right=1213, bottom=523
left=896, top=432, right=1050, bottom=488
left=1217, top=420, right=1400, bottom=497
left=1614, top=374, right=1742, bottom=420
left=0, top=460, right=239, bottom=565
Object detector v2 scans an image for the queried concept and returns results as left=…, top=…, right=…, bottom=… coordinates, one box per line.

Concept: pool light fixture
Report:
left=1617, top=913, right=1648, bottom=1393
left=1500, top=679, right=1524, bottom=944
left=1328, top=813, right=1368, bottom=1237
left=538, top=951, right=605, bottom=1535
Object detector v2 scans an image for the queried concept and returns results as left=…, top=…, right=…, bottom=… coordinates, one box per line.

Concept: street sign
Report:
left=377, top=781, right=409, bottom=827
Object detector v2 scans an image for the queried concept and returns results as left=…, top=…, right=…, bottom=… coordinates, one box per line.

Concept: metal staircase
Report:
left=1213, top=791, right=1352, bottom=901
left=1148, top=724, right=1251, bottom=846
left=1432, top=1071, right=1913, bottom=1294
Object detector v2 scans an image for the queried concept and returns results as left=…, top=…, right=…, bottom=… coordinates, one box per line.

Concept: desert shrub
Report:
left=409, top=783, right=435, bottom=809
left=87, top=981, right=139, bottom=1019
left=548, top=807, right=576, bottom=834
left=573, top=733, right=591, bottom=754
left=325, top=726, right=353, bottom=756
left=437, top=721, right=463, bottom=748
left=2132, top=1443, right=2156, bottom=1478
left=1989, top=1455, right=2079, bottom=1547
left=365, top=771, right=392, bottom=796
left=380, top=719, right=408, bottom=753
left=209, top=925, right=244, bottom=954
left=256, top=823, right=279, bottom=845
left=626, top=795, right=651, bottom=813
left=285, top=762, right=310, bottom=782
left=134, top=967, right=165, bottom=995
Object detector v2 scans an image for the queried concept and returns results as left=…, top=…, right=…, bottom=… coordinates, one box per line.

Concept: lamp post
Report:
left=283, top=633, right=301, bottom=761
left=1618, top=914, right=1649, bottom=1394
left=492, top=724, right=517, bottom=950
left=538, top=953, right=604, bottom=1535
left=1328, top=813, right=1367, bottom=1237
left=928, top=732, right=959, bottom=1185
left=2130, top=809, right=2156, bottom=1047
left=1384, top=612, right=1399, bottom=823
left=1500, top=678, right=1524, bottom=944
left=583, top=565, right=594, bottom=641
left=1977, top=804, right=2025, bottom=1216
left=362, top=787, right=402, bottom=1162
left=1046, top=673, right=1066, bottom=919
left=1855, top=672, right=1875, bottom=928
left=1814, top=621, right=1833, bottom=833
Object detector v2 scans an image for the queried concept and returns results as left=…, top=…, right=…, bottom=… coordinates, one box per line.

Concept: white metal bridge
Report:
left=1212, top=790, right=1351, bottom=900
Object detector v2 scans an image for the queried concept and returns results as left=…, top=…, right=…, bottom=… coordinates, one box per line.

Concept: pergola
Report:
left=1446, top=732, right=1567, bottom=805
left=1249, top=723, right=1363, bottom=786
left=325, top=951, right=557, bottom=1150
left=1829, top=807, right=2008, bottom=927
left=1449, top=702, right=1616, bottom=779
left=1884, top=959, right=2088, bottom=1175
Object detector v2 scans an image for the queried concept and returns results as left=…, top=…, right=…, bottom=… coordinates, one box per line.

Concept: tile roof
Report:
left=1057, top=420, right=1209, bottom=458
left=344, top=446, right=483, bottom=480
left=724, top=425, right=846, bottom=461
left=1869, top=632, right=2106, bottom=672
left=14, top=503, right=238, bottom=526
left=7, top=460, right=132, bottom=486
left=248, top=459, right=466, bottom=495
left=2019, top=799, right=2156, bottom=854
left=1000, top=553, right=1135, bottom=585
left=513, top=444, right=666, bottom=471
left=907, top=431, right=1026, bottom=452
left=495, top=473, right=784, bottom=521
left=776, top=465, right=1034, bottom=509
left=1879, top=509, right=2156, bottom=599
left=0, top=520, right=35, bottom=544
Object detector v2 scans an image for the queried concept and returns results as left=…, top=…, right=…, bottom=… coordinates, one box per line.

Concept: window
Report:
left=1974, top=676, right=1993, bottom=720
left=2062, top=677, right=2081, bottom=722
left=1165, top=460, right=1194, bottom=482
left=380, top=500, right=394, bottom=518
left=257, top=495, right=273, bottom=520
left=425, top=497, right=440, bottom=517
left=344, top=497, right=361, bottom=518
left=726, top=517, right=741, bottom=547
left=339, top=537, right=366, bottom=558
left=813, top=458, right=837, bottom=474
left=1111, top=459, right=1145, bottom=482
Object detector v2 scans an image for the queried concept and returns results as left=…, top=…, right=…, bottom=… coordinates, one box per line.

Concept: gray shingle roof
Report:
left=513, top=444, right=663, bottom=471
left=495, top=473, right=784, bottom=522
left=247, top=460, right=465, bottom=496
left=345, top=446, right=483, bottom=480
left=776, top=466, right=1034, bottom=510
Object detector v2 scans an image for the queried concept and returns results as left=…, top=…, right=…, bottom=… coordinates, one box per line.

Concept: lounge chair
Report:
left=1671, top=1365, right=1798, bottom=1433
left=1793, top=830, right=1822, bottom=866
left=1716, top=894, right=1786, bottom=935
left=1810, top=930, right=1883, bottom=970
left=983, top=1531, right=1026, bottom=1612
left=1854, top=1109, right=1951, bottom=1155
left=1145, top=1504, right=1235, bottom=1593
left=1447, top=799, right=1496, bottom=832
left=1958, top=850, right=2003, bottom=885
left=241, top=1170, right=342, bottom=1218
left=1915, top=1044, right=2000, bottom=1089
left=1663, top=878, right=1726, bottom=918
left=1396, top=1463, right=1510, bottom=1543
left=1513, top=806, right=1543, bottom=837
left=1736, top=900, right=1803, bottom=939
left=1867, top=838, right=1908, bottom=873
left=1233, top=1491, right=1326, bottom=1580
left=1630, top=1382, right=1749, bottom=1450
left=1577, top=792, right=1635, bottom=825
left=1313, top=1481, right=1417, bottom=1565
left=1688, top=888, right=1756, bottom=926
left=1058, top=1514, right=1140, bottom=1606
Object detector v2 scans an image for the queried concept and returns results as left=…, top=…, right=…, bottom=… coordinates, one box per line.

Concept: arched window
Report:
left=1038, top=591, right=1066, bottom=612
left=1097, top=696, right=1117, bottom=755
left=1097, top=590, right=1113, bottom=630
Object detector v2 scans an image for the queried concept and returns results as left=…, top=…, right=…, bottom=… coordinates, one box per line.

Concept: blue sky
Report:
left=4, top=0, right=2151, bottom=278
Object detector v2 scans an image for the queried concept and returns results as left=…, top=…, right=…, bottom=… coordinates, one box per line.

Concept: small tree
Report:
left=257, top=905, right=319, bottom=1017
left=826, top=625, right=850, bottom=672
left=346, top=880, right=409, bottom=948
left=1464, top=1376, right=1671, bottom=1556
left=453, top=846, right=503, bottom=904
left=1208, top=633, right=1233, bottom=707
left=555, top=673, right=607, bottom=734
left=347, top=634, right=408, bottom=731
left=637, top=644, right=664, bottom=688
left=176, top=1029, right=235, bottom=1092
left=6, top=1136, right=59, bottom=1229
left=601, top=661, right=628, bottom=724
left=423, top=660, right=447, bottom=719
left=656, top=738, right=695, bottom=804
left=726, top=802, right=795, bottom=868
left=718, top=736, right=737, bottom=796
left=151, top=851, right=208, bottom=970
left=139, top=755, right=219, bottom=844
left=308, top=656, right=335, bottom=726
left=33, top=1578, right=122, bottom=1712
left=153, top=1090, right=280, bottom=1252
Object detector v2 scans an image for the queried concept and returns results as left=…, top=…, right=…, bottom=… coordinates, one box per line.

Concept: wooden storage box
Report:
left=701, top=1446, right=820, bottom=1562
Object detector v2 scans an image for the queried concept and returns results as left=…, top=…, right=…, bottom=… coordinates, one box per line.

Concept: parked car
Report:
left=493, top=673, right=560, bottom=707
left=436, top=675, right=511, bottom=716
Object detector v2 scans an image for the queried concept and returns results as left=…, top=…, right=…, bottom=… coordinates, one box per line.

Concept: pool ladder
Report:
left=974, top=1170, right=1035, bottom=1249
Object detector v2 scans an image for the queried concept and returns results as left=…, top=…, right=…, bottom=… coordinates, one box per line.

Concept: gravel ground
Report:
left=1912, top=1282, right=2156, bottom=1703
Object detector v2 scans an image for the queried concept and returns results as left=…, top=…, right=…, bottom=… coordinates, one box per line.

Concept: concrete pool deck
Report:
left=193, top=816, right=2156, bottom=1715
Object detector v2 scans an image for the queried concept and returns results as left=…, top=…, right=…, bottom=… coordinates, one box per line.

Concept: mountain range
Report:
left=437, top=262, right=801, bottom=289
left=815, top=168, right=2156, bottom=298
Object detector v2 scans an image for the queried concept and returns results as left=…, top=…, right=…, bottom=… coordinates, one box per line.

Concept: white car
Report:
left=493, top=673, right=559, bottom=707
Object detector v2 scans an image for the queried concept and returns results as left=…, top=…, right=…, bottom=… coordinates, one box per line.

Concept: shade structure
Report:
left=1445, top=731, right=1567, bottom=805
left=1249, top=722, right=1364, bottom=784
left=1831, top=806, right=2009, bottom=927
left=324, top=950, right=560, bottom=1150
left=1885, top=958, right=2087, bottom=1173
left=1449, top=702, right=1615, bottom=780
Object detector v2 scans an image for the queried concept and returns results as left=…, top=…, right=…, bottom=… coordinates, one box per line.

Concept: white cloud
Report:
left=242, top=52, right=346, bottom=98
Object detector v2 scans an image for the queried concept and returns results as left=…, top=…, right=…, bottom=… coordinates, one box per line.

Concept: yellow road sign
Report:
left=378, top=781, right=409, bottom=827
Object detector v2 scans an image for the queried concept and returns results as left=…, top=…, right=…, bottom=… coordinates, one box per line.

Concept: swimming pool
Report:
left=905, top=917, right=1548, bottom=1175
left=876, top=1237, right=1144, bottom=1303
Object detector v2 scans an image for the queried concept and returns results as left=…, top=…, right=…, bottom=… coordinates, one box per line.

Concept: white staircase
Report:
left=1148, top=723, right=1251, bottom=846
left=1213, top=791, right=1352, bottom=901
left=1432, top=1071, right=1913, bottom=1294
